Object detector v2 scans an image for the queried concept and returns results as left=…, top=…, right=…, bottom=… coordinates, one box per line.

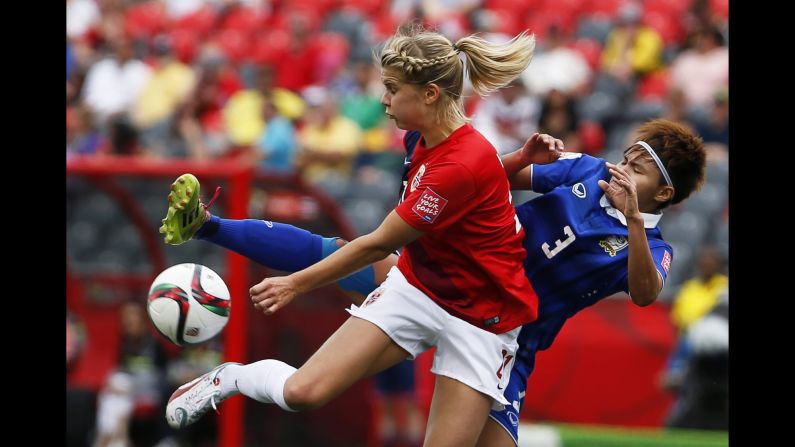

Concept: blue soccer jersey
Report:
left=491, top=152, right=673, bottom=443
left=398, top=136, right=673, bottom=443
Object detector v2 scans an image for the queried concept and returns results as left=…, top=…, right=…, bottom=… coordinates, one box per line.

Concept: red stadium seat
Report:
left=644, top=0, right=690, bottom=16
left=537, top=0, right=584, bottom=21
left=173, top=4, right=218, bottom=35
left=372, top=11, right=398, bottom=40
left=123, top=1, right=168, bottom=39
left=568, top=38, right=603, bottom=70
left=489, top=9, right=523, bottom=36
left=711, top=0, right=729, bottom=19
left=270, top=7, right=322, bottom=34
left=341, top=0, right=386, bottom=16
left=584, top=0, right=625, bottom=19
left=286, top=0, right=337, bottom=18
left=250, top=30, right=290, bottom=65
left=524, top=11, right=575, bottom=39
left=577, top=120, right=606, bottom=156
left=310, top=32, right=351, bottom=84
left=636, top=69, right=669, bottom=101
left=169, top=28, right=199, bottom=63
left=643, top=11, right=683, bottom=46
left=484, top=0, right=543, bottom=17
left=219, top=5, right=264, bottom=34
left=214, top=28, right=252, bottom=65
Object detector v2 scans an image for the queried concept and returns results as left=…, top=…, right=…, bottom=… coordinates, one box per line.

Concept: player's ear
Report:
left=424, top=83, right=441, bottom=105
left=655, top=185, right=674, bottom=204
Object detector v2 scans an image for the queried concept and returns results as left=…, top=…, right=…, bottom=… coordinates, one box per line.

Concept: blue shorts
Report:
left=488, top=348, right=537, bottom=445
left=373, top=359, right=416, bottom=395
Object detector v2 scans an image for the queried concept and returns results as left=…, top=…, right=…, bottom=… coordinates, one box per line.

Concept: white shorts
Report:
left=346, top=266, right=520, bottom=409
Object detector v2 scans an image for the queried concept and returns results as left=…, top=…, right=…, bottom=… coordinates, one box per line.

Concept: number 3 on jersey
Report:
left=542, top=225, right=576, bottom=259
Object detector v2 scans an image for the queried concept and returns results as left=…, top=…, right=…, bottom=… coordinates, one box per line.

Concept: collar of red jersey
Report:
left=599, top=194, right=662, bottom=229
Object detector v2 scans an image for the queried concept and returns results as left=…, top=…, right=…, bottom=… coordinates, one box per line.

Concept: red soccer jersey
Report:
left=395, top=124, right=538, bottom=334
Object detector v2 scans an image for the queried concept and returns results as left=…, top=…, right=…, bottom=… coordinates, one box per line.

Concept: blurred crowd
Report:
left=67, top=0, right=729, bottom=292
left=66, top=0, right=728, bottom=172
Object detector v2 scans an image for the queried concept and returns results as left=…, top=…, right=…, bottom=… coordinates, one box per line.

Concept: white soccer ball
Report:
left=147, top=263, right=231, bottom=346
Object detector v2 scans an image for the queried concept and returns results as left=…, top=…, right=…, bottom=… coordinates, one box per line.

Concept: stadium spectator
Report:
left=521, top=24, right=591, bottom=98
left=296, top=86, right=363, bottom=184
left=372, top=361, right=424, bottom=447
left=176, top=49, right=241, bottom=160
left=93, top=371, right=135, bottom=447
left=695, top=89, right=728, bottom=149
left=67, top=103, right=110, bottom=156
left=472, top=78, right=540, bottom=155
left=275, top=10, right=322, bottom=92
left=133, top=35, right=196, bottom=158
left=669, top=246, right=728, bottom=333
left=223, top=65, right=305, bottom=148
left=600, top=1, right=664, bottom=82
left=537, top=89, right=580, bottom=152
left=252, top=96, right=299, bottom=173
left=663, top=289, right=728, bottom=430
left=114, top=301, right=171, bottom=446
left=81, top=35, right=151, bottom=126
left=669, top=24, right=728, bottom=112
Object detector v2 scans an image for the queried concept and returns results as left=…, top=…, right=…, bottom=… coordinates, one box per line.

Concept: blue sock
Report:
left=321, top=238, right=378, bottom=297
left=196, top=217, right=323, bottom=272
left=197, top=217, right=378, bottom=295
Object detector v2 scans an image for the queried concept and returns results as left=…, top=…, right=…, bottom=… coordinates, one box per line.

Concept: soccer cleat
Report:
left=166, top=362, right=241, bottom=429
left=158, top=173, right=220, bottom=245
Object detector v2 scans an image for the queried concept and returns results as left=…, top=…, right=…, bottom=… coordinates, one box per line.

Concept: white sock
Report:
left=221, top=360, right=298, bottom=412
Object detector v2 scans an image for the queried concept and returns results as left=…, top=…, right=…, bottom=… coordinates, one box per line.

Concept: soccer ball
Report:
left=147, top=263, right=231, bottom=346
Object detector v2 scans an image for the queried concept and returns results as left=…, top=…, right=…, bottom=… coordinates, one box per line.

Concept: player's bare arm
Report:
left=500, top=132, right=564, bottom=190
left=599, top=162, right=662, bottom=306
left=249, top=211, right=424, bottom=315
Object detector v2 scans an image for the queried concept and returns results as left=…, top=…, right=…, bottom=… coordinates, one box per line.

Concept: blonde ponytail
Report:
left=379, top=23, right=534, bottom=125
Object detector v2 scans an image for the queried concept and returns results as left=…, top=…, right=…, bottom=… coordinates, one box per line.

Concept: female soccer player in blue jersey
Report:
left=160, top=118, right=704, bottom=446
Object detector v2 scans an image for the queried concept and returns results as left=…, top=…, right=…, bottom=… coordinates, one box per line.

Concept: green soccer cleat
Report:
left=159, top=173, right=218, bottom=245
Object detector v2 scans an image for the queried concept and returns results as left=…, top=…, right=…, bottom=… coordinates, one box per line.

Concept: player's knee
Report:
left=283, top=379, right=327, bottom=410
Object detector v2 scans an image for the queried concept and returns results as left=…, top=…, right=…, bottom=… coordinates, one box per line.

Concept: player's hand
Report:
left=250, top=275, right=300, bottom=315
left=519, top=133, right=564, bottom=165
left=598, top=162, right=640, bottom=221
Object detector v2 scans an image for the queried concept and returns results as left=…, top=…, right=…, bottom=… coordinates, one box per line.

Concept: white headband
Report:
left=635, top=140, right=673, bottom=187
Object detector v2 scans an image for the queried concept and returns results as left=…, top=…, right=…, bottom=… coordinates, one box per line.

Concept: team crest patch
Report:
left=599, top=235, right=628, bottom=257
left=507, top=412, right=519, bottom=427
left=412, top=187, right=448, bottom=223
left=661, top=250, right=672, bottom=273
left=410, top=164, right=426, bottom=192
left=186, top=327, right=200, bottom=336
left=572, top=182, right=586, bottom=198
left=362, top=287, right=384, bottom=307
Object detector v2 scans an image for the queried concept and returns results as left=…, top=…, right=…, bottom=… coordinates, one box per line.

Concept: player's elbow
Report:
left=630, top=292, right=658, bottom=307
left=359, top=235, right=400, bottom=262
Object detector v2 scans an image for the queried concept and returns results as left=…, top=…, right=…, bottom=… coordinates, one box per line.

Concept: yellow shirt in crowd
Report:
left=670, top=274, right=729, bottom=332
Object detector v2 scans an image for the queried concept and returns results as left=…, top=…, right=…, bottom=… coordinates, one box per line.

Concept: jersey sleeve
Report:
left=617, top=242, right=673, bottom=294
left=650, top=243, right=674, bottom=288
left=395, top=161, right=477, bottom=232
left=531, top=153, right=606, bottom=193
